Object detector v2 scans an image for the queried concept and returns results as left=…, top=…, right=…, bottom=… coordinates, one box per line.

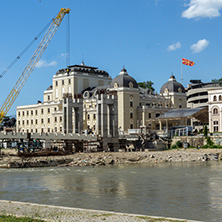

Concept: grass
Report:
left=0, top=215, right=45, bottom=222
left=136, top=216, right=188, bottom=221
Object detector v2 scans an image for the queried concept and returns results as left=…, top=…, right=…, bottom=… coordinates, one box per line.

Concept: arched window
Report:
left=213, top=96, right=217, bottom=101
left=213, top=108, right=219, bottom=115
left=219, top=95, right=222, bottom=101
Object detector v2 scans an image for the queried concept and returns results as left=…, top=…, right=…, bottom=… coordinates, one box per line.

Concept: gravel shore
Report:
left=0, top=200, right=200, bottom=222
left=0, top=149, right=221, bottom=168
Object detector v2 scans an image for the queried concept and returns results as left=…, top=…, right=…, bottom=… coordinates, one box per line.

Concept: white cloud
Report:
left=182, top=0, right=222, bottom=19
left=167, top=42, right=181, bottom=51
left=36, top=60, right=57, bottom=68
left=190, top=39, right=209, bottom=53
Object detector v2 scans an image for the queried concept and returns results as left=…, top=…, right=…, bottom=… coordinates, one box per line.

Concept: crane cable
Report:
left=66, top=12, right=70, bottom=67
left=0, top=18, right=53, bottom=79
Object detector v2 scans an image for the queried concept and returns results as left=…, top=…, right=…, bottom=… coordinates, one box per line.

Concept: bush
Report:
left=170, top=144, right=177, bottom=149
left=206, top=137, right=214, bottom=146
left=176, top=140, right=183, bottom=148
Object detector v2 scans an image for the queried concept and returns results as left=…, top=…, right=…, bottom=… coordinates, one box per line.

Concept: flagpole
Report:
left=181, top=59, right=183, bottom=85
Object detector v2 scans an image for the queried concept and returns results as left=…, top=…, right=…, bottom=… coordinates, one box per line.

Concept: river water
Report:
left=1, top=162, right=222, bottom=222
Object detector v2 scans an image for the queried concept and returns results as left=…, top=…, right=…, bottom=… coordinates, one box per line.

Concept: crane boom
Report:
left=0, top=8, right=70, bottom=124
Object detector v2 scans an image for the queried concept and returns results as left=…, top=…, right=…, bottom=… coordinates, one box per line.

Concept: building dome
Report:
left=160, top=75, right=185, bottom=94
left=110, top=68, right=138, bottom=89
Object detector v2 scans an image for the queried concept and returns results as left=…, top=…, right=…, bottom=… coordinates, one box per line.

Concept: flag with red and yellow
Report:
left=182, top=58, right=195, bottom=66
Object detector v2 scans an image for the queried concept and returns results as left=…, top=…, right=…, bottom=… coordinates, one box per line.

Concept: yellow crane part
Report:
left=0, top=8, right=70, bottom=125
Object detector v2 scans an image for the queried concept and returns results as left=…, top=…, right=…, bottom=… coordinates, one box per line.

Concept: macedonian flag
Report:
left=182, top=58, right=195, bottom=66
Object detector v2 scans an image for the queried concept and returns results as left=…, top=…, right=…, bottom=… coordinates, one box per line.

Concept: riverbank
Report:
left=0, top=148, right=221, bottom=168
left=0, top=200, right=200, bottom=222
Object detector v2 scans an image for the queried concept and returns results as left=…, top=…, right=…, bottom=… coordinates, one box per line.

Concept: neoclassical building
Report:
left=16, top=63, right=187, bottom=135
left=208, top=88, right=222, bottom=132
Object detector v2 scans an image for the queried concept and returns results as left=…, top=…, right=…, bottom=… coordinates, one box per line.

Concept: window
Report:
left=68, top=79, right=71, bottom=84
left=213, top=96, right=217, bottom=101
left=18, top=121, right=20, bottom=125
left=18, top=112, right=20, bottom=117
left=149, top=113, right=151, bottom=118
left=130, top=101, right=133, bottom=107
left=62, top=80, right=64, bottom=85
left=213, top=121, right=219, bottom=132
left=36, top=129, right=38, bottom=133
left=55, top=127, right=57, bottom=133
left=93, top=125, right=96, bottom=130
left=60, top=116, right=62, bottom=122
left=48, top=95, right=50, bottom=101
left=27, top=111, right=29, bottom=116
left=48, top=108, right=50, bottom=114
left=55, top=117, right=57, bottom=122
left=48, top=128, right=50, bottom=133
left=22, top=120, right=24, bottom=125
left=41, top=109, right=44, bottom=114
left=41, top=119, right=44, bottom=124
left=213, top=108, right=219, bottom=115
left=31, top=110, right=33, bottom=115
left=60, top=126, right=62, bottom=132
left=55, top=81, right=58, bottom=86
left=35, top=110, right=38, bottom=115
left=31, top=120, right=33, bottom=124
left=219, top=95, right=222, bottom=101
left=87, top=114, right=90, bottom=120
left=156, top=113, right=160, bottom=118
left=35, top=119, right=38, bottom=124
left=54, top=107, right=57, bottom=111
left=48, top=118, right=50, bottom=123
left=130, top=113, right=133, bottom=118
left=27, top=120, right=29, bottom=125
left=22, top=111, right=24, bottom=116
left=130, top=124, right=133, bottom=129
left=93, top=114, right=96, bottom=120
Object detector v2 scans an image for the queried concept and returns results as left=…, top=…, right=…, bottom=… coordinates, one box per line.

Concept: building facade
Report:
left=187, top=80, right=222, bottom=109
left=16, top=64, right=187, bottom=135
left=208, top=88, right=222, bottom=133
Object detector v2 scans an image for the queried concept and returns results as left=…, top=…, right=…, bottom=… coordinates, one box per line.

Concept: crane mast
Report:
left=0, top=8, right=70, bottom=124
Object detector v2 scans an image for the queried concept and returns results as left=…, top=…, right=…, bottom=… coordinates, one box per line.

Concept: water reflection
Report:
left=1, top=162, right=222, bottom=221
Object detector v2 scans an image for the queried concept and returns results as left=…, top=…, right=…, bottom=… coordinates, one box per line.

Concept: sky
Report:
left=1, top=0, right=222, bottom=116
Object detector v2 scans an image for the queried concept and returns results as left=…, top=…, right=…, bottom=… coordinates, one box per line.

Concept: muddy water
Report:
left=1, top=162, right=222, bottom=221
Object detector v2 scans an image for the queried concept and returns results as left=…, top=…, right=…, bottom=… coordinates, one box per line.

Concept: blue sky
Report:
left=1, top=0, right=222, bottom=116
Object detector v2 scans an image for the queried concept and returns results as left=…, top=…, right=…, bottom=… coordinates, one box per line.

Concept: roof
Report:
left=56, top=63, right=109, bottom=77
left=160, top=75, right=185, bottom=94
left=110, top=68, right=138, bottom=89
left=157, top=107, right=208, bottom=123
left=46, top=85, right=52, bottom=90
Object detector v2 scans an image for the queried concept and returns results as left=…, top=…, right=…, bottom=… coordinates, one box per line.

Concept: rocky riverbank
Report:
left=0, top=200, right=200, bottom=222
left=0, top=149, right=221, bottom=168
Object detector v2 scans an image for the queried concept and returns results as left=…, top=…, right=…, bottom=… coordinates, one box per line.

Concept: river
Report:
left=1, top=162, right=222, bottom=222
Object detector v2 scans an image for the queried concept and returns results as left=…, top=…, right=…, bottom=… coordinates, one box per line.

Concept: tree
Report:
left=138, top=81, right=155, bottom=92
left=212, top=78, right=222, bottom=82
left=204, top=124, right=208, bottom=137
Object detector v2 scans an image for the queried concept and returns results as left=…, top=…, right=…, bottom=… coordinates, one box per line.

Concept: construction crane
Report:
left=0, top=8, right=70, bottom=124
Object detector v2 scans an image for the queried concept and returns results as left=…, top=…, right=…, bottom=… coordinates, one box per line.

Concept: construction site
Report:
left=0, top=8, right=211, bottom=157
